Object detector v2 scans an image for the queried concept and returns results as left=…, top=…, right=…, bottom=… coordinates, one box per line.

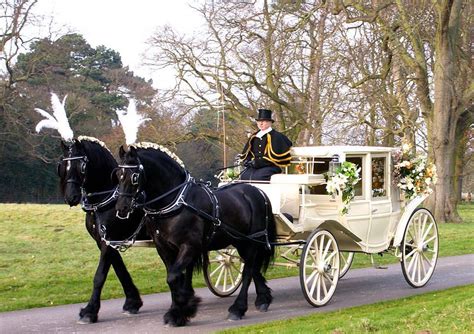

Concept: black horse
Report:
left=115, top=144, right=276, bottom=326
left=58, top=137, right=148, bottom=323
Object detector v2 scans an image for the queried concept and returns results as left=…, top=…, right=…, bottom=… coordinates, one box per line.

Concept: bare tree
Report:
left=332, top=0, right=473, bottom=223
left=145, top=0, right=345, bottom=148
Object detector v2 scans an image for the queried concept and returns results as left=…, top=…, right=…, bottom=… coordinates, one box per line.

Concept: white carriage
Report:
left=205, top=146, right=439, bottom=307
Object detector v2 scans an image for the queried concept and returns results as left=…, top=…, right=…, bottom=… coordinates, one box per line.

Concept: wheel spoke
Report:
left=421, top=222, right=434, bottom=242
left=319, top=235, right=325, bottom=261
left=325, top=248, right=337, bottom=263
left=305, top=268, right=318, bottom=286
left=227, top=266, right=235, bottom=288
left=321, top=274, right=328, bottom=296
left=419, top=253, right=427, bottom=277
left=310, top=247, right=318, bottom=264
left=340, top=252, right=348, bottom=264
left=421, top=251, right=433, bottom=266
left=408, top=252, right=418, bottom=277
left=405, top=247, right=417, bottom=259
left=309, top=272, right=319, bottom=297
left=210, top=262, right=224, bottom=277
left=222, top=266, right=228, bottom=291
left=215, top=264, right=225, bottom=288
left=423, top=234, right=437, bottom=246
left=407, top=228, right=416, bottom=244
left=322, top=238, right=332, bottom=260
left=316, top=274, right=321, bottom=301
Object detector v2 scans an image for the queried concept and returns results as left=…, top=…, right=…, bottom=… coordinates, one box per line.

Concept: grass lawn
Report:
left=219, top=284, right=474, bottom=334
left=0, top=203, right=473, bottom=312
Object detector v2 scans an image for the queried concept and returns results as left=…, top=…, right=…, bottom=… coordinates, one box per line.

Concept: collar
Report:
left=256, top=127, right=272, bottom=139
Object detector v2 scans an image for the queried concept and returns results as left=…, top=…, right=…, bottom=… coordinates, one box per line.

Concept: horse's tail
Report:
left=261, top=191, right=276, bottom=273
left=246, top=187, right=276, bottom=273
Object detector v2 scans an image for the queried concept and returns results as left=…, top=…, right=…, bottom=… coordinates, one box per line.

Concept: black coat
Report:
left=241, top=129, right=292, bottom=168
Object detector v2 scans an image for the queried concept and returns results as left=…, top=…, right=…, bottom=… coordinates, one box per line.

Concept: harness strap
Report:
left=81, top=187, right=118, bottom=212
left=139, top=173, right=193, bottom=215
left=98, top=214, right=148, bottom=252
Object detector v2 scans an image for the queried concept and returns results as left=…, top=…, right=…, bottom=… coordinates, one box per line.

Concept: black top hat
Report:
left=256, top=109, right=274, bottom=122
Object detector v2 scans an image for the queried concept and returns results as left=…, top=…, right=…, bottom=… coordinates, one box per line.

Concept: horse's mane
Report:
left=77, top=136, right=117, bottom=170
left=132, top=142, right=185, bottom=169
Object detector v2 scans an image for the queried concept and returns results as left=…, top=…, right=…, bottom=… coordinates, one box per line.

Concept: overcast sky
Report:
left=34, top=0, right=203, bottom=88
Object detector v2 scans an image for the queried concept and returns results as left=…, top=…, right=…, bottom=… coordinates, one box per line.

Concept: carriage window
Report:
left=372, top=157, right=387, bottom=198
left=346, top=156, right=363, bottom=197
left=306, top=158, right=332, bottom=194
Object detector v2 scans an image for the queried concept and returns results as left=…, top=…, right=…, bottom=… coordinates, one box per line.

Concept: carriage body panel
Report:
left=244, top=145, right=428, bottom=254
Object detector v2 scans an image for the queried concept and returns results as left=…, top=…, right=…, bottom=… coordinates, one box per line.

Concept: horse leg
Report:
left=78, top=243, right=112, bottom=324
left=252, top=257, right=273, bottom=312
left=163, top=244, right=201, bottom=327
left=110, top=249, right=143, bottom=314
left=227, top=261, right=253, bottom=320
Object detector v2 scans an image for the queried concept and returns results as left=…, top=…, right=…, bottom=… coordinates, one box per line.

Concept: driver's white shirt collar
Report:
left=256, top=127, right=272, bottom=139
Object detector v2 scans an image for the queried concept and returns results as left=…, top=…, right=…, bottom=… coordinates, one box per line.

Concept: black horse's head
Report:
left=58, top=139, right=88, bottom=206
left=115, top=145, right=146, bottom=219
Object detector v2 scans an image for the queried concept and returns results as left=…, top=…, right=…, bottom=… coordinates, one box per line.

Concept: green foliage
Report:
left=0, top=33, right=156, bottom=202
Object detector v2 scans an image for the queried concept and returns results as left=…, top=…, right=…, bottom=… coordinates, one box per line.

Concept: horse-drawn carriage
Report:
left=38, top=95, right=438, bottom=325
left=207, top=145, right=439, bottom=307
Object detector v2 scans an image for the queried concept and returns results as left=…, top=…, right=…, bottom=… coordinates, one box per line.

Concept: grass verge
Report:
left=219, top=284, right=474, bottom=334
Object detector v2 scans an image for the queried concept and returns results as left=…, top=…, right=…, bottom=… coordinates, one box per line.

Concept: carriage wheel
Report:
left=339, top=252, right=354, bottom=279
left=300, top=229, right=340, bottom=307
left=401, top=208, right=439, bottom=288
left=204, top=247, right=244, bottom=297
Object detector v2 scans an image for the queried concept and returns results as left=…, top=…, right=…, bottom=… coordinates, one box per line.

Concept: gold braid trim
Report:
left=241, top=134, right=256, bottom=160
left=266, top=134, right=291, bottom=157
left=263, top=134, right=291, bottom=166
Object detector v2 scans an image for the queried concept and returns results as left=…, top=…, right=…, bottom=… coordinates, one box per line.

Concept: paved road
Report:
left=1, top=254, right=473, bottom=334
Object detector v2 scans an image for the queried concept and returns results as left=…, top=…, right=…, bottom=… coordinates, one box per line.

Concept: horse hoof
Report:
left=123, top=309, right=139, bottom=315
left=257, top=303, right=269, bottom=312
left=77, top=315, right=97, bottom=324
left=227, top=313, right=242, bottom=321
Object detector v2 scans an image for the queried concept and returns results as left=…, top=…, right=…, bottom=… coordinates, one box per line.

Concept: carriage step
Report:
left=370, top=254, right=388, bottom=269
left=133, top=240, right=155, bottom=247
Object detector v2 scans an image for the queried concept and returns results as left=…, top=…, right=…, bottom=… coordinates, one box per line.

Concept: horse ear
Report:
left=119, top=145, right=127, bottom=159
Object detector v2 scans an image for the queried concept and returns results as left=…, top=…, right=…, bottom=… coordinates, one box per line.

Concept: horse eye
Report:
left=80, top=162, right=86, bottom=174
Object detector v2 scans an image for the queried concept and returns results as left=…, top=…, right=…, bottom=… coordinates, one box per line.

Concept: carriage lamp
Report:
left=328, top=154, right=341, bottom=176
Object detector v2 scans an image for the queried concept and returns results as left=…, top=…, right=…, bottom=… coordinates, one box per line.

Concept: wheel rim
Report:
left=300, top=230, right=340, bottom=306
left=401, top=209, right=438, bottom=287
left=339, top=252, right=354, bottom=278
left=204, top=248, right=243, bottom=297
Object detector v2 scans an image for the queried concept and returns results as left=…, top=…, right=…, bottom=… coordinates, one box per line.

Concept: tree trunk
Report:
left=298, top=9, right=327, bottom=146
left=430, top=0, right=462, bottom=223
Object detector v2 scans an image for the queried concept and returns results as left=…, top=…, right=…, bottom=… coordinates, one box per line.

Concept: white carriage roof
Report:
left=291, top=145, right=394, bottom=158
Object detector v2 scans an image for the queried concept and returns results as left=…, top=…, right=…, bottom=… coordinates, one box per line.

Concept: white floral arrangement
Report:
left=325, top=161, right=361, bottom=214
left=393, top=143, right=437, bottom=200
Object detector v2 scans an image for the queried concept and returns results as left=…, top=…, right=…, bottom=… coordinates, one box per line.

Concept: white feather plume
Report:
left=35, top=93, right=74, bottom=141
left=116, top=99, right=151, bottom=145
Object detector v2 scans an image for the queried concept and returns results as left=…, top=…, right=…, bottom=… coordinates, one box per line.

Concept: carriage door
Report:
left=368, top=154, right=392, bottom=248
